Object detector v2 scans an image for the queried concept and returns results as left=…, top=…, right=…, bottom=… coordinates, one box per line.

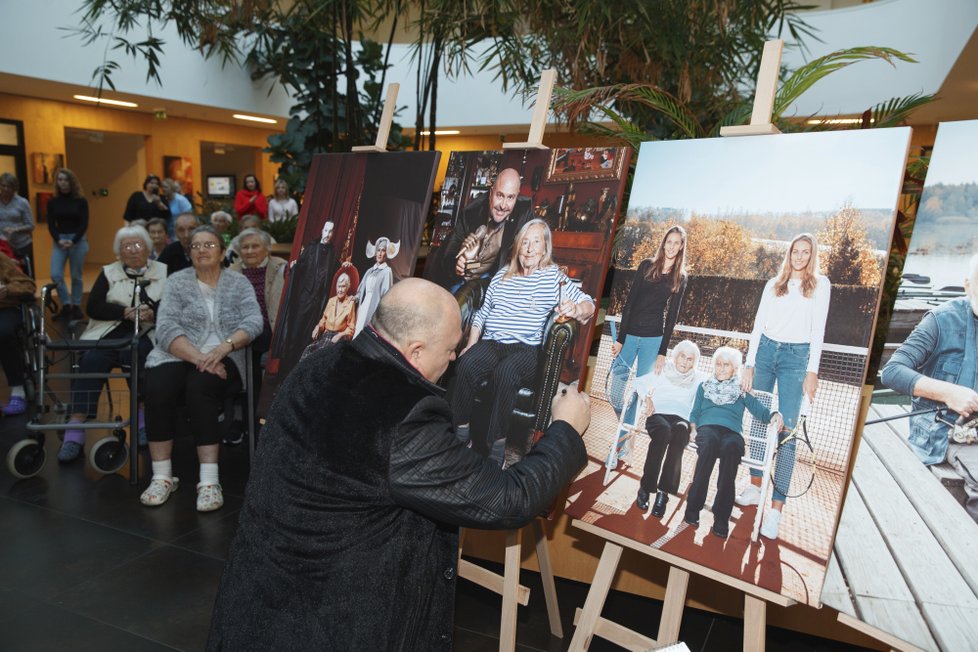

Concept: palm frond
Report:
left=870, top=92, right=936, bottom=128
left=552, top=84, right=702, bottom=139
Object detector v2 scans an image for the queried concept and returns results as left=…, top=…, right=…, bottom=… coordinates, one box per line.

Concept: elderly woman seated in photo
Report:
left=629, top=339, right=705, bottom=518
left=683, top=346, right=782, bottom=539
left=302, top=270, right=357, bottom=359
left=141, top=226, right=263, bottom=512
left=57, top=225, right=166, bottom=462
left=449, top=218, right=594, bottom=464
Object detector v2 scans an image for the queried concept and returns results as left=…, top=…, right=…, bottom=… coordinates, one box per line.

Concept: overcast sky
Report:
left=924, top=120, right=978, bottom=186
left=627, top=127, right=911, bottom=216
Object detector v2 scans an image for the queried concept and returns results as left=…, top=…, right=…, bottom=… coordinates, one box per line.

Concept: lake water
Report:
left=902, top=253, right=971, bottom=291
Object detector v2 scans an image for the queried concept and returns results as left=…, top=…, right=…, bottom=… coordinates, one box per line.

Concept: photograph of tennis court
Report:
left=563, top=128, right=911, bottom=606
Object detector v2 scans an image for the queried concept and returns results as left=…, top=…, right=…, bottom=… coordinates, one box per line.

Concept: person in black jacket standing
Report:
left=47, top=168, right=89, bottom=320
left=207, top=278, right=590, bottom=651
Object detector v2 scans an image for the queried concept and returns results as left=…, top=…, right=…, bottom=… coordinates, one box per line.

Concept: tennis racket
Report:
left=771, top=400, right=816, bottom=499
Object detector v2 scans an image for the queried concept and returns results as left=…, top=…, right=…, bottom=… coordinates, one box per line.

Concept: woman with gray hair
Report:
left=682, top=346, right=782, bottom=539
left=57, top=224, right=166, bottom=462
left=0, top=172, right=35, bottom=276
left=627, top=340, right=705, bottom=518
left=229, top=227, right=287, bottom=339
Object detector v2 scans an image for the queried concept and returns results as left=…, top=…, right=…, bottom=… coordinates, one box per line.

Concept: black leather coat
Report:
left=207, top=327, right=586, bottom=651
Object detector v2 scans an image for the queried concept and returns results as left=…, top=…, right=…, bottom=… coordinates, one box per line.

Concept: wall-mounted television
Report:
left=207, top=174, right=235, bottom=199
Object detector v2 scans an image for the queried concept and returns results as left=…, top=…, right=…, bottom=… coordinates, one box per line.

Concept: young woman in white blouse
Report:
left=736, top=233, right=831, bottom=540
left=267, top=179, right=299, bottom=223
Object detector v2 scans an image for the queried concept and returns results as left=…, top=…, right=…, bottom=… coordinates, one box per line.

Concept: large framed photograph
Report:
left=426, top=147, right=628, bottom=465
left=821, top=119, right=978, bottom=649
left=563, top=128, right=910, bottom=607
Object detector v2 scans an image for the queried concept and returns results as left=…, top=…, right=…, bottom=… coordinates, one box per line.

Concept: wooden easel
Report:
left=352, top=82, right=399, bottom=152
left=457, top=68, right=565, bottom=652
left=567, top=39, right=795, bottom=652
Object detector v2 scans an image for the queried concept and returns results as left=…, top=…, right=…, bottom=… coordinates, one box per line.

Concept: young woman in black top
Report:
left=47, top=168, right=90, bottom=320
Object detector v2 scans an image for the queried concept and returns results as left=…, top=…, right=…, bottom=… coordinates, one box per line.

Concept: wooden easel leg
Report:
left=567, top=542, right=623, bottom=652
left=743, top=594, right=767, bottom=652
left=657, top=566, right=690, bottom=644
left=531, top=519, right=563, bottom=638
left=499, top=529, right=522, bottom=652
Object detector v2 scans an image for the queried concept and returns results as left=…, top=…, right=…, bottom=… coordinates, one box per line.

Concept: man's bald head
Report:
left=488, top=168, right=521, bottom=224
left=372, top=278, right=462, bottom=382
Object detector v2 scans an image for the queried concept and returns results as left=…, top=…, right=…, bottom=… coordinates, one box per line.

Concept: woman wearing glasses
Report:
left=57, top=225, right=166, bottom=462
left=141, top=226, right=263, bottom=512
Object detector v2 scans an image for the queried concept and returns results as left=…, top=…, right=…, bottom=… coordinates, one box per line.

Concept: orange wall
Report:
left=0, top=92, right=279, bottom=268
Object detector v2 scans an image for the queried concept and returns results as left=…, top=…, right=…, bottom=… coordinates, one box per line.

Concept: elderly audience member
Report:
left=683, top=346, right=782, bottom=539
left=123, top=174, right=169, bottom=224
left=210, top=211, right=234, bottom=247
left=57, top=225, right=166, bottom=462
left=354, top=236, right=395, bottom=337
left=0, top=250, right=36, bottom=416
left=146, top=217, right=169, bottom=261
left=882, top=253, right=978, bottom=524
left=450, top=218, right=594, bottom=464
left=229, top=228, right=286, bottom=343
left=302, top=271, right=356, bottom=359
left=0, top=173, right=35, bottom=277
left=267, top=178, right=299, bottom=223
left=162, top=178, right=192, bottom=237
left=234, top=174, right=267, bottom=220
left=158, top=212, right=199, bottom=276
left=141, top=226, right=262, bottom=511
left=207, top=278, right=589, bottom=651
left=629, top=340, right=704, bottom=517
left=47, top=168, right=90, bottom=321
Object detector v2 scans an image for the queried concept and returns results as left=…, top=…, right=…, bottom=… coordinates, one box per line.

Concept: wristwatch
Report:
left=224, top=338, right=235, bottom=351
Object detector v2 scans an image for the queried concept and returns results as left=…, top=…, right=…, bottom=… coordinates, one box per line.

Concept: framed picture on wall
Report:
left=207, top=174, right=235, bottom=199
left=35, top=191, right=53, bottom=223
left=31, top=152, right=64, bottom=185
left=163, top=155, right=195, bottom=197
left=545, top=146, right=627, bottom=183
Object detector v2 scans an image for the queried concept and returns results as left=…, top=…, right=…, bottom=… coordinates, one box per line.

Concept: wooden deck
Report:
left=822, top=402, right=978, bottom=651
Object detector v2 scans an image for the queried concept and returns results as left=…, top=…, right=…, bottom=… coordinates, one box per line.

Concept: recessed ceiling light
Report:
left=806, top=117, right=873, bottom=125
left=233, top=113, right=278, bottom=124
left=73, top=94, right=138, bottom=108
left=419, top=129, right=461, bottom=135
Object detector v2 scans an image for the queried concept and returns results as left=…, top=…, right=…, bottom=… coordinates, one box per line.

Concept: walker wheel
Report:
left=89, top=436, right=129, bottom=474
left=6, top=439, right=46, bottom=479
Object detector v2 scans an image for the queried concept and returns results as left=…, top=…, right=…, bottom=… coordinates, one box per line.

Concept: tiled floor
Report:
left=0, top=300, right=875, bottom=650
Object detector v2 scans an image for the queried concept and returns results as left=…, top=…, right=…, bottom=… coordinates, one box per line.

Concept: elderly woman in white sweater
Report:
left=141, top=226, right=263, bottom=512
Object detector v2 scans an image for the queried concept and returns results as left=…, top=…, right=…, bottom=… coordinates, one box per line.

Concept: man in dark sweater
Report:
left=207, top=278, right=590, bottom=651
left=157, top=212, right=198, bottom=275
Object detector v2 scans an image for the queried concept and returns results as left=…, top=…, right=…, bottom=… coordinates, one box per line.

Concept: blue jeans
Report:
left=51, top=234, right=89, bottom=306
left=748, top=334, right=809, bottom=502
left=609, top=334, right=662, bottom=415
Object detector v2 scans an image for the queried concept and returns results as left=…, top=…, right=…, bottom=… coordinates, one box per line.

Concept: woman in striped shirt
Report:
left=450, top=219, right=595, bottom=464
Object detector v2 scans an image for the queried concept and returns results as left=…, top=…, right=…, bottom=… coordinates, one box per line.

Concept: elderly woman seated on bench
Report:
left=449, top=219, right=594, bottom=465
left=683, top=346, right=781, bottom=539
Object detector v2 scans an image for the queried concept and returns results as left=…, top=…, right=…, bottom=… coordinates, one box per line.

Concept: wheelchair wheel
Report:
left=89, top=436, right=129, bottom=475
left=6, top=439, right=46, bottom=479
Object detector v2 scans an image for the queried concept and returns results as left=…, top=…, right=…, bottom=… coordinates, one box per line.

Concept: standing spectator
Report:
left=267, top=179, right=298, bottom=223
left=47, top=168, right=90, bottom=320
left=158, top=213, right=200, bottom=276
left=234, top=174, right=267, bottom=220
left=0, top=173, right=35, bottom=277
left=123, top=175, right=170, bottom=224
left=0, top=250, right=36, bottom=415
left=162, top=179, right=193, bottom=237
left=146, top=217, right=169, bottom=261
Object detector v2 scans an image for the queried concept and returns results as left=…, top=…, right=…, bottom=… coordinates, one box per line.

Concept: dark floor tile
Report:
left=0, top=497, right=159, bottom=601
left=54, top=544, right=225, bottom=651
left=2, top=600, right=176, bottom=652
left=0, top=585, right=43, bottom=628
left=453, top=625, right=509, bottom=651
left=169, top=510, right=240, bottom=560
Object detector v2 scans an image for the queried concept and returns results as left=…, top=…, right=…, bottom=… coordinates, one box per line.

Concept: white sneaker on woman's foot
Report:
left=140, top=477, right=179, bottom=506
left=196, top=483, right=224, bottom=512
left=735, top=483, right=761, bottom=506
left=760, top=508, right=781, bottom=540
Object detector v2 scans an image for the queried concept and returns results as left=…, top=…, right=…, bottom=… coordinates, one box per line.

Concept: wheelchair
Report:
left=453, top=276, right=578, bottom=464
left=7, top=284, right=140, bottom=481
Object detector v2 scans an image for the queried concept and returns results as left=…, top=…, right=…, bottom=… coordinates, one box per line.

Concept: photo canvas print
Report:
left=258, top=151, right=440, bottom=415
left=426, top=147, right=628, bottom=466
left=822, top=119, right=978, bottom=648
left=563, top=129, right=911, bottom=606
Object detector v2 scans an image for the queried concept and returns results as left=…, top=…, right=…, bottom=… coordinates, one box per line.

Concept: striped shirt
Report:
left=474, top=265, right=593, bottom=345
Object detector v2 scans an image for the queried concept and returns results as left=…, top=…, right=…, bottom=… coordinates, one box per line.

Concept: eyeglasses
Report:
left=121, top=242, right=146, bottom=251
left=190, top=241, right=219, bottom=251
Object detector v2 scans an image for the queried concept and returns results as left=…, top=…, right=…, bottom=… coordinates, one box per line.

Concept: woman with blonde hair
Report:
left=47, top=168, right=90, bottom=320
left=736, top=232, right=831, bottom=540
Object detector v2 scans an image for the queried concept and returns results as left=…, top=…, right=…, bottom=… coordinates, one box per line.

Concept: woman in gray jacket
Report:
left=140, top=226, right=263, bottom=512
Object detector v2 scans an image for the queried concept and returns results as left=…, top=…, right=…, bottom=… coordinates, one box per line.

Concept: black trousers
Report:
left=0, top=307, right=24, bottom=385
left=684, top=424, right=744, bottom=527
left=450, top=339, right=538, bottom=448
left=640, top=413, right=690, bottom=495
left=145, top=361, right=241, bottom=446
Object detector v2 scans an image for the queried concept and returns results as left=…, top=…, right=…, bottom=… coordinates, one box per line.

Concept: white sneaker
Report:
left=760, top=508, right=781, bottom=540
left=735, top=483, right=761, bottom=506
